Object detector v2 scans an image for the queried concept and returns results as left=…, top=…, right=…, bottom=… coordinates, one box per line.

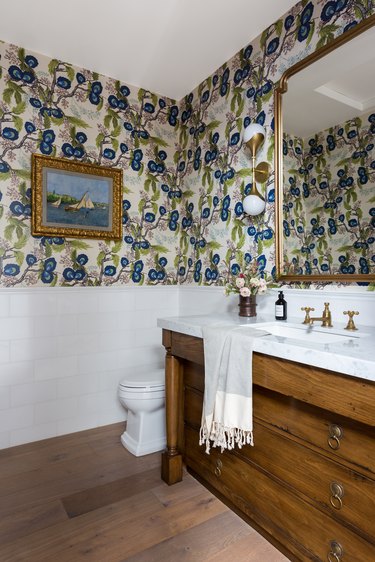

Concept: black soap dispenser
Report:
left=275, top=291, right=287, bottom=320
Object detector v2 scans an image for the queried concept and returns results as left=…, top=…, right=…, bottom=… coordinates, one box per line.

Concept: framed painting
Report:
left=31, top=154, right=123, bottom=240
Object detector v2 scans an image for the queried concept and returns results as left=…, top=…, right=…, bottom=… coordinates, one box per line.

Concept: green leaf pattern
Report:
left=0, top=0, right=373, bottom=286
left=283, top=113, right=374, bottom=276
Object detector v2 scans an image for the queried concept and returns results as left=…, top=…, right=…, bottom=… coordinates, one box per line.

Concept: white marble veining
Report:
left=157, top=313, right=375, bottom=382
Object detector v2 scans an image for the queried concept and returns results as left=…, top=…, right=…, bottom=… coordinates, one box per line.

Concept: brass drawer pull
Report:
left=329, top=482, right=344, bottom=510
left=328, top=424, right=343, bottom=450
left=328, top=540, right=344, bottom=561
left=214, top=459, right=222, bottom=478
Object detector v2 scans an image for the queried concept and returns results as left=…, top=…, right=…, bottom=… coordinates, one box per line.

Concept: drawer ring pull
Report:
left=329, top=482, right=344, bottom=510
left=330, top=494, right=343, bottom=510
left=328, top=551, right=341, bottom=562
left=214, top=459, right=222, bottom=478
left=328, top=540, right=343, bottom=562
left=328, top=425, right=343, bottom=450
left=328, top=435, right=340, bottom=450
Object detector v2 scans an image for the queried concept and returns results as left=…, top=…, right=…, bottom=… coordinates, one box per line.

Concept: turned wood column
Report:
left=161, top=330, right=183, bottom=485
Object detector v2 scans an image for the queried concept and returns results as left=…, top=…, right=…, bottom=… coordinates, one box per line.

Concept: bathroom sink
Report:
left=249, top=322, right=368, bottom=344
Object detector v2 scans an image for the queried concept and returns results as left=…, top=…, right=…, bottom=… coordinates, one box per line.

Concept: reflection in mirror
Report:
left=275, top=18, right=375, bottom=281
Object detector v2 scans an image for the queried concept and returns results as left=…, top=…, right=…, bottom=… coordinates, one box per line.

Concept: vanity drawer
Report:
left=185, top=426, right=375, bottom=562
left=184, top=384, right=375, bottom=539
left=185, top=386, right=375, bottom=539
left=239, top=420, right=375, bottom=541
left=253, top=353, right=375, bottom=427
left=254, top=386, right=375, bottom=475
left=185, top=384, right=375, bottom=479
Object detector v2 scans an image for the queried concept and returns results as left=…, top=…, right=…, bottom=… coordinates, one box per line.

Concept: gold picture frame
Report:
left=31, top=154, right=123, bottom=240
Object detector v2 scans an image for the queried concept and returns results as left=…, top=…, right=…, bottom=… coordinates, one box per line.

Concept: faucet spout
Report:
left=309, top=316, right=325, bottom=326
left=304, top=303, right=332, bottom=328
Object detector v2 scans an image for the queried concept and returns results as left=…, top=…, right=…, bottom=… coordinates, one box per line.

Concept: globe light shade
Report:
left=243, top=194, right=266, bottom=216
left=243, top=123, right=266, bottom=144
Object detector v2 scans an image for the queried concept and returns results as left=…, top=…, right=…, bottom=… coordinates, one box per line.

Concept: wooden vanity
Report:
left=161, top=329, right=375, bottom=562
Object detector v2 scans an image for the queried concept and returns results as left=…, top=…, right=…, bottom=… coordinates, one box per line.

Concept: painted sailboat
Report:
left=65, top=191, right=95, bottom=212
left=51, top=197, right=62, bottom=208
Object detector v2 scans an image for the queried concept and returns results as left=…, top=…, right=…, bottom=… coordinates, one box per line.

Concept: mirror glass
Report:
left=276, top=20, right=375, bottom=281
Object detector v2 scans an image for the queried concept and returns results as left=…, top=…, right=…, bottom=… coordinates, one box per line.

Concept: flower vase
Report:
left=238, top=295, right=257, bottom=317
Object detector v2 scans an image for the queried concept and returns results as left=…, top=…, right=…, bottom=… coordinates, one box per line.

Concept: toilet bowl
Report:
left=118, top=367, right=166, bottom=457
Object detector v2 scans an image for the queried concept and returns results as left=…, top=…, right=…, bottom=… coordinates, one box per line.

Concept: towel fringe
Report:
left=199, top=421, right=253, bottom=454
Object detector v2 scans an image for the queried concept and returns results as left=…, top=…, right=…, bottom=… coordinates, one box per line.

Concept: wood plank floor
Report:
left=0, top=423, right=288, bottom=561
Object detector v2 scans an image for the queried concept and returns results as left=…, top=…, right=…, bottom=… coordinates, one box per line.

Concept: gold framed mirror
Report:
left=275, top=14, right=375, bottom=282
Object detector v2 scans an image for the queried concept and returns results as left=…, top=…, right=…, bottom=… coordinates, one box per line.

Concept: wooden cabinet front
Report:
left=162, top=329, right=375, bottom=561
left=253, top=386, right=375, bottom=476
left=185, top=426, right=375, bottom=562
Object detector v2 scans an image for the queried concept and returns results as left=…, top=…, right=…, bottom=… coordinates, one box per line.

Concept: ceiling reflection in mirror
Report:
left=276, top=20, right=375, bottom=281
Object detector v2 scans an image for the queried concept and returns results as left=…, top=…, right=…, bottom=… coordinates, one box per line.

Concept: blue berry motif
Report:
left=285, top=15, right=294, bottom=29
left=57, top=77, right=71, bottom=89
left=243, top=45, right=253, bottom=59
left=25, top=122, right=36, bottom=133
left=76, top=132, right=87, bottom=144
left=25, top=55, right=38, bottom=68
left=26, top=254, right=37, bottom=266
left=4, top=264, right=20, bottom=276
left=76, top=254, right=88, bottom=266
left=103, top=148, right=115, bottom=160
left=234, top=202, right=243, bottom=216
left=120, top=85, right=130, bottom=97
left=267, top=38, right=279, bottom=55
left=104, top=266, right=116, bottom=276
left=321, top=1, right=336, bottom=22
left=89, top=81, right=103, bottom=105
left=145, top=212, right=155, bottom=223
left=2, top=127, right=19, bottom=141
left=10, top=201, right=25, bottom=216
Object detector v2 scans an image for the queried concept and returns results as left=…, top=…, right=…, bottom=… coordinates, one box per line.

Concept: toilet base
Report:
left=118, top=374, right=166, bottom=457
left=121, top=430, right=166, bottom=457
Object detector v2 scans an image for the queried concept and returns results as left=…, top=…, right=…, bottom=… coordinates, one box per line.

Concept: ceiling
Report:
left=284, top=26, right=375, bottom=138
left=0, top=0, right=297, bottom=100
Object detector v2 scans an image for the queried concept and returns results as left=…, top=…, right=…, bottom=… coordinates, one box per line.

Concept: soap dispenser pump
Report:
left=275, top=291, right=287, bottom=320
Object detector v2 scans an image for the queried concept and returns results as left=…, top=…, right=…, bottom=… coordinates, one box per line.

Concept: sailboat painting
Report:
left=45, top=169, right=110, bottom=229
left=64, top=191, right=95, bottom=212
left=31, top=154, right=123, bottom=240
left=50, top=197, right=62, bottom=208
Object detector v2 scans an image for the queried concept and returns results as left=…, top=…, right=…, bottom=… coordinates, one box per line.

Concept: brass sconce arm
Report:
left=242, top=124, right=270, bottom=215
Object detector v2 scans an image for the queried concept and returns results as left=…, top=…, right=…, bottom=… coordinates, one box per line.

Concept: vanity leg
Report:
left=161, top=352, right=183, bottom=485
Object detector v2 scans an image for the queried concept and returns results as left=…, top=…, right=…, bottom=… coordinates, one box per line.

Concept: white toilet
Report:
left=118, top=367, right=166, bottom=457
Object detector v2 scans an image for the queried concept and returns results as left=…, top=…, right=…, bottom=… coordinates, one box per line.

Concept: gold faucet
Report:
left=343, top=310, right=359, bottom=331
left=301, top=307, right=315, bottom=324
left=302, top=302, right=333, bottom=327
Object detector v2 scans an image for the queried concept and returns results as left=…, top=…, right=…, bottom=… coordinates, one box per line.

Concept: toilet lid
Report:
left=119, top=367, right=165, bottom=391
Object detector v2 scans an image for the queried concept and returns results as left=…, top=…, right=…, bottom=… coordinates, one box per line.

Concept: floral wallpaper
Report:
left=283, top=112, right=374, bottom=275
left=0, top=0, right=374, bottom=287
left=0, top=44, right=181, bottom=286
left=176, top=0, right=375, bottom=286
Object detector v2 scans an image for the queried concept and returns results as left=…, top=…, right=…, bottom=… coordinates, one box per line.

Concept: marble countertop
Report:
left=157, top=313, right=375, bottom=383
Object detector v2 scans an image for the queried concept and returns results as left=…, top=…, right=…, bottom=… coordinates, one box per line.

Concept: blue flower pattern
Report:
left=283, top=113, right=374, bottom=275
left=0, top=0, right=373, bottom=287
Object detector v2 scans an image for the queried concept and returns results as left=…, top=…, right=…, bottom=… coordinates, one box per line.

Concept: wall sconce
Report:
left=243, top=123, right=270, bottom=216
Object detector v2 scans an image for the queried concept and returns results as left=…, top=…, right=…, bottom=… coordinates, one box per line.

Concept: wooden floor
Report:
left=0, top=423, right=288, bottom=561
